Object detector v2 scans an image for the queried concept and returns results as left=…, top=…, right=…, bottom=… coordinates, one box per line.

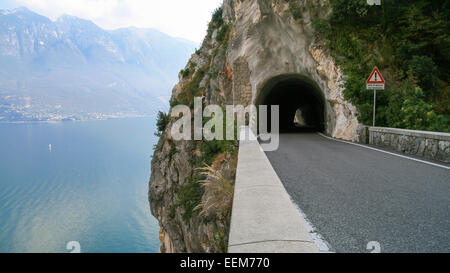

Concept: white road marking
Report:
left=317, top=133, right=450, bottom=171
left=288, top=193, right=334, bottom=253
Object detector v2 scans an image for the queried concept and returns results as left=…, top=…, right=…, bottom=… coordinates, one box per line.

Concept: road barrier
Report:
left=358, top=126, right=449, bottom=163
left=228, top=127, right=319, bottom=253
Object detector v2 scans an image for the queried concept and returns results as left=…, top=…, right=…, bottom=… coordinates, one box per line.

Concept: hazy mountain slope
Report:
left=0, top=7, right=196, bottom=121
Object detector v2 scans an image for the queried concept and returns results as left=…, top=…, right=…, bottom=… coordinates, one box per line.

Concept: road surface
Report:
left=264, top=133, right=450, bottom=253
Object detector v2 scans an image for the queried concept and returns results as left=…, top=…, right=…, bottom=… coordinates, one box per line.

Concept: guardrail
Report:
left=227, top=127, right=318, bottom=253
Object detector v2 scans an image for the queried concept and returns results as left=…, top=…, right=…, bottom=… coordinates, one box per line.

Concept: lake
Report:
left=0, top=118, right=160, bottom=253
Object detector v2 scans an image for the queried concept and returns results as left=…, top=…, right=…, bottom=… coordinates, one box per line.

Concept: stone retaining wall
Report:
left=367, top=127, right=450, bottom=163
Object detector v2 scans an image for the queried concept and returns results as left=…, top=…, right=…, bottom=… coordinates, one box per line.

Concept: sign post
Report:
left=366, top=67, right=385, bottom=127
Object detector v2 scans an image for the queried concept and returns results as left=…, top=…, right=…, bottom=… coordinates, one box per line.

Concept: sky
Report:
left=0, top=0, right=223, bottom=44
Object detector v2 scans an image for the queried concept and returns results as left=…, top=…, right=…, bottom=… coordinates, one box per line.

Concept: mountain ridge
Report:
left=0, top=7, right=196, bottom=122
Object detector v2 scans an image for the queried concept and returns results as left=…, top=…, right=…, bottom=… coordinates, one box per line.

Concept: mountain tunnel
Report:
left=256, top=74, right=326, bottom=133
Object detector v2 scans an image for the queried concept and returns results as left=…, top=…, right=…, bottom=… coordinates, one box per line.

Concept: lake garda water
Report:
left=0, top=118, right=160, bottom=253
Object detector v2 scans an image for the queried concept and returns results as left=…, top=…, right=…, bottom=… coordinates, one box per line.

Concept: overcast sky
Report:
left=0, top=0, right=223, bottom=44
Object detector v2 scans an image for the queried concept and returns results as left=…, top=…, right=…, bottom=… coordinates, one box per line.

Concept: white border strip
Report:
left=317, top=133, right=450, bottom=171
left=287, top=194, right=334, bottom=253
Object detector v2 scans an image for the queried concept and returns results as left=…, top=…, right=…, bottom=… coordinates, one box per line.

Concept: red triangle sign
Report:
left=367, top=67, right=385, bottom=84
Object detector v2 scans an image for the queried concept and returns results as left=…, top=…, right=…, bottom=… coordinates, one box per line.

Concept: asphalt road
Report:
left=264, top=133, right=450, bottom=253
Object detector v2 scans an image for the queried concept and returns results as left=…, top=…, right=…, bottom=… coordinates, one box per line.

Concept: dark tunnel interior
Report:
left=258, top=77, right=325, bottom=133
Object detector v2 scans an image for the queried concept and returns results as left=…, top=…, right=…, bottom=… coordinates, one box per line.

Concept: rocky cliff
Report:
left=149, top=0, right=362, bottom=253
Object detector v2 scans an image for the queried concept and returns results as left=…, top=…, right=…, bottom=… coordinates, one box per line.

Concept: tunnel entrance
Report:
left=257, top=75, right=325, bottom=133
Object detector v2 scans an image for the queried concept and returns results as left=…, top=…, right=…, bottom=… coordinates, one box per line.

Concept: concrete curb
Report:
left=227, top=127, right=319, bottom=253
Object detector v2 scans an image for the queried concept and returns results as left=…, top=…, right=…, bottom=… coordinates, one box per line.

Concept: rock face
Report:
left=222, top=0, right=360, bottom=139
left=149, top=0, right=362, bottom=253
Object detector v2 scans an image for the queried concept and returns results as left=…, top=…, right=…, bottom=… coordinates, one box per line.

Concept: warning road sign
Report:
left=366, top=67, right=385, bottom=126
left=366, top=67, right=385, bottom=90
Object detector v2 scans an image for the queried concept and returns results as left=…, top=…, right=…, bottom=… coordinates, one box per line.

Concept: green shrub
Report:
left=196, top=140, right=236, bottom=166
left=168, top=205, right=176, bottom=219
left=330, top=0, right=370, bottom=23
left=216, top=24, right=230, bottom=44
left=155, top=111, right=169, bottom=136
left=288, top=0, right=302, bottom=21
left=181, top=68, right=190, bottom=78
left=311, top=16, right=330, bottom=36
left=209, top=70, right=219, bottom=79
left=315, top=0, right=450, bottom=132
left=207, top=7, right=224, bottom=38
left=177, top=175, right=203, bottom=223
left=176, top=65, right=208, bottom=107
left=408, top=56, right=438, bottom=97
left=385, top=82, right=449, bottom=132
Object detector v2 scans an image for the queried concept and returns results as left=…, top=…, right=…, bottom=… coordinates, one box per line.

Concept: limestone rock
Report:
left=149, top=0, right=362, bottom=253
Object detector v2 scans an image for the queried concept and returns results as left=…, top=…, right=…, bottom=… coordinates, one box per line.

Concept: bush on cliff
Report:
left=195, top=164, right=234, bottom=221
left=155, top=111, right=169, bottom=136
left=207, top=7, right=224, bottom=38
left=177, top=175, right=203, bottom=223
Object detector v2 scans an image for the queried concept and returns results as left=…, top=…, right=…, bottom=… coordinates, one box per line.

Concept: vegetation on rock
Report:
left=154, top=7, right=245, bottom=251
left=155, top=111, right=170, bottom=136
left=207, top=7, right=225, bottom=38
left=195, top=164, right=234, bottom=220
left=307, top=0, right=449, bottom=132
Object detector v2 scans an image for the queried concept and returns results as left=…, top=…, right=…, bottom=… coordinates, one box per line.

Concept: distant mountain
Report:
left=0, top=7, right=196, bottom=121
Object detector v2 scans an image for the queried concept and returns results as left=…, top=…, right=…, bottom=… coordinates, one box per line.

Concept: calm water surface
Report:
left=0, top=118, right=160, bottom=252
